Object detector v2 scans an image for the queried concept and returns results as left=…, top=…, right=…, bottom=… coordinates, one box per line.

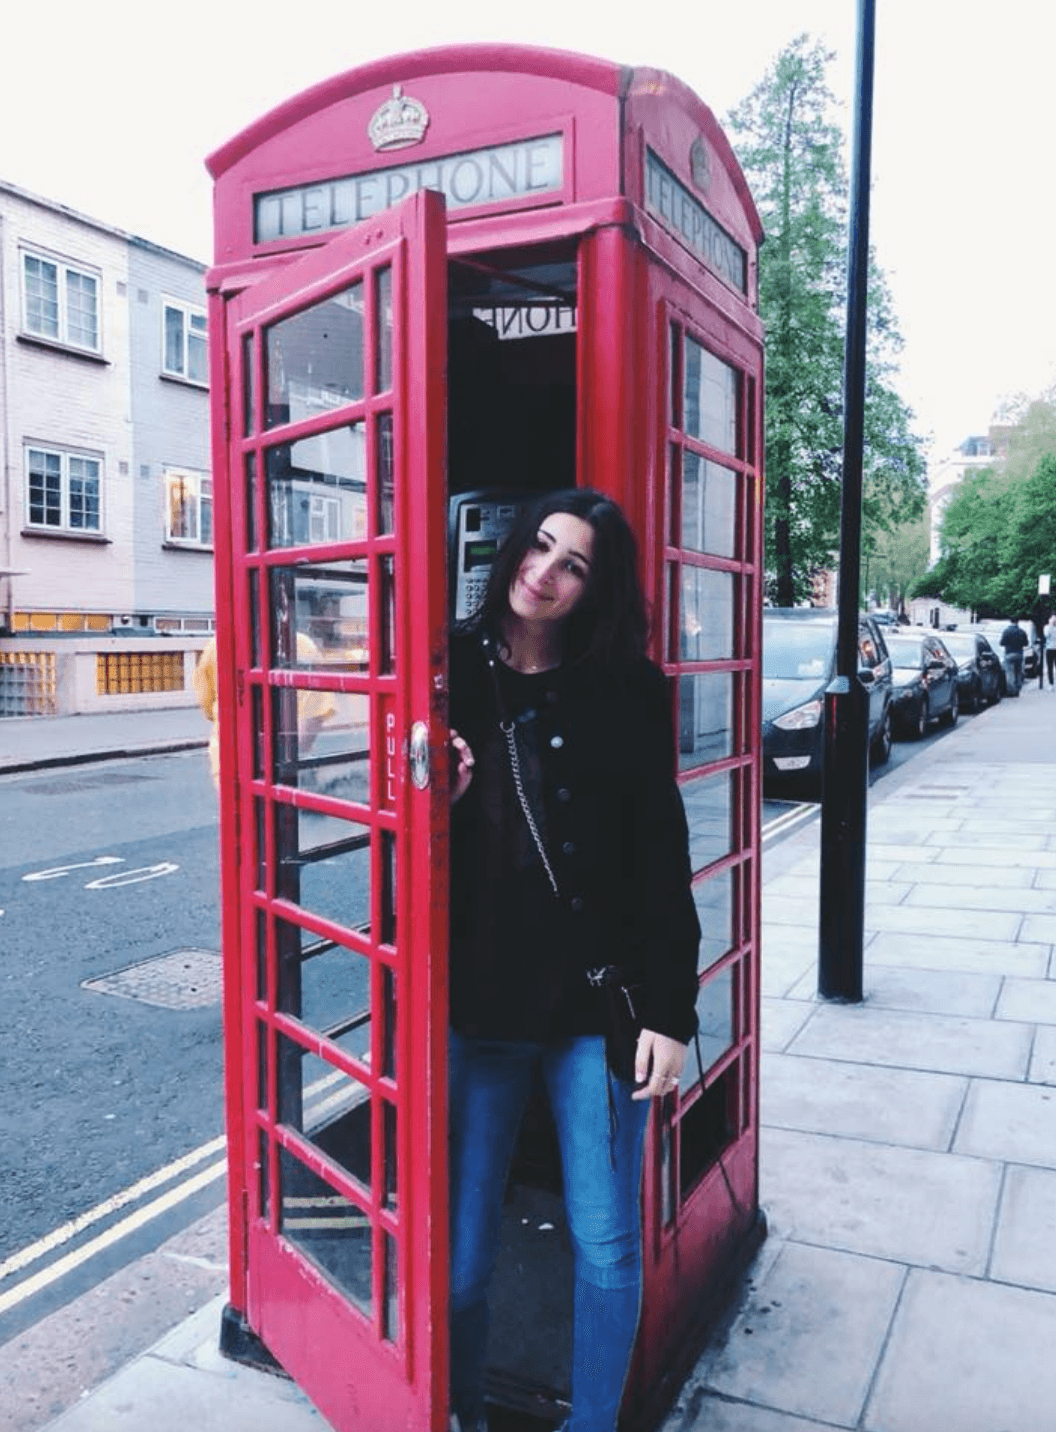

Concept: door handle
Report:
left=409, top=720, right=430, bottom=790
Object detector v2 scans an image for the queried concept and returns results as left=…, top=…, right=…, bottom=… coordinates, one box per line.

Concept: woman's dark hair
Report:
left=467, top=488, right=648, bottom=670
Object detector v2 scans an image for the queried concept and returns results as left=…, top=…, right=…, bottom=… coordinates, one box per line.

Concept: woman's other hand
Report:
left=631, top=1029, right=688, bottom=1101
left=450, top=729, right=475, bottom=804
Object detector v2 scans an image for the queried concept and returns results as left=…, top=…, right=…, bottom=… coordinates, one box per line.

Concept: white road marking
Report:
left=762, top=803, right=817, bottom=843
left=23, top=856, right=123, bottom=882
left=84, top=862, right=179, bottom=889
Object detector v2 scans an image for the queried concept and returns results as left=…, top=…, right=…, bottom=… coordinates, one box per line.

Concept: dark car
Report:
left=936, top=630, right=1003, bottom=710
left=975, top=619, right=1040, bottom=682
left=885, top=631, right=960, bottom=737
left=762, top=609, right=893, bottom=798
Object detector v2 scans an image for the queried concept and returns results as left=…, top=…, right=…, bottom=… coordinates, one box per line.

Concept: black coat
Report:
left=448, top=630, right=701, bottom=1044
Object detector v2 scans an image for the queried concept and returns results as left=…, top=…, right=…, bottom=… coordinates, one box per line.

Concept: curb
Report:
left=0, top=739, right=208, bottom=777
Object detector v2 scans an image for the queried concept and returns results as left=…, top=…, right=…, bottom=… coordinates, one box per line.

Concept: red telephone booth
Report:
left=206, top=44, right=765, bottom=1432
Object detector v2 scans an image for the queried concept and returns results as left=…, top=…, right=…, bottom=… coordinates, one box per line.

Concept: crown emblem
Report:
left=690, top=135, right=712, bottom=195
left=368, top=84, right=430, bottom=152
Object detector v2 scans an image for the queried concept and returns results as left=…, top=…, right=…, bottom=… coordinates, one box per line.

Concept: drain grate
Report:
left=82, top=947, right=222, bottom=1010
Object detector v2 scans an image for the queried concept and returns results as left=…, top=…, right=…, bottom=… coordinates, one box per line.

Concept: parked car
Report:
left=885, top=631, right=960, bottom=737
left=935, top=630, right=1003, bottom=710
left=762, top=609, right=893, bottom=798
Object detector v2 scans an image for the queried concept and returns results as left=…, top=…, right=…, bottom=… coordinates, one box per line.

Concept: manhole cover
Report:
left=82, top=948, right=221, bottom=1010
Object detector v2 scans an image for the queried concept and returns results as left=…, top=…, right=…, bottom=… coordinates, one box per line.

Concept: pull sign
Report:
left=409, top=722, right=430, bottom=790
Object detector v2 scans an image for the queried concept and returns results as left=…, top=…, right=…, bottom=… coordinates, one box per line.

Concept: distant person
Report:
left=999, top=618, right=1029, bottom=697
left=1047, top=615, right=1056, bottom=690
left=193, top=634, right=333, bottom=789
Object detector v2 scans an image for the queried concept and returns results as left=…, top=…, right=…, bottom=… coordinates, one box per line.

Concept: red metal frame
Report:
left=208, top=42, right=765, bottom=1432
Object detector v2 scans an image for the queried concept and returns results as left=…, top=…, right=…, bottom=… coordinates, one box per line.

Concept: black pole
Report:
left=818, top=0, right=876, bottom=1002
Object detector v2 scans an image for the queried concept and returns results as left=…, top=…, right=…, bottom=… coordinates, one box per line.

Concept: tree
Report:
left=726, top=36, right=927, bottom=605
left=862, top=514, right=930, bottom=611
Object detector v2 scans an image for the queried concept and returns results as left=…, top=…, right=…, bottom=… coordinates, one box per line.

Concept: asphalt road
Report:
left=0, top=748, right=224, bottom=1340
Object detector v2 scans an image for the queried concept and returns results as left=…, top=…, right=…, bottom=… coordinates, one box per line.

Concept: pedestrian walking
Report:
left=1046, top=615, right=1056, bottom=689
left=999, top=617, right=1029, bottom=696
left=446, top=489, right=700, bottom=1432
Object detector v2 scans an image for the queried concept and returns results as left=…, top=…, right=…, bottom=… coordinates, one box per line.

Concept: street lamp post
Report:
left=818, top=0, right=876, bottom=1003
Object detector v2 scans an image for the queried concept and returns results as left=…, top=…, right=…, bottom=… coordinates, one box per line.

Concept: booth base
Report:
left=218, top=1302, right=291, bottom=1379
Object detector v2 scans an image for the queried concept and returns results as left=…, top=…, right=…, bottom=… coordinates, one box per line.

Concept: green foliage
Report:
left=863, top=514, right=930, bottom=610
left=726, top=35, right=927, bottom=605
left=921, top=432, right=1056, bottom=617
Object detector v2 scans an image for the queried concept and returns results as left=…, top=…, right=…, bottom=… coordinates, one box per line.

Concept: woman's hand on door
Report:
left=631, top=1029, right=688, bottom=1101
left=449, top=729, right=475, bottom=804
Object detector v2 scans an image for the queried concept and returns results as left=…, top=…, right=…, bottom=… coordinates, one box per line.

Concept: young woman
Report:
left=447, top=489, right=701, bottom=1432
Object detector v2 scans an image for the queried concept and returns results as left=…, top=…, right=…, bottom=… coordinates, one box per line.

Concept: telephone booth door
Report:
left=215, top=190, right=450, bottom=1432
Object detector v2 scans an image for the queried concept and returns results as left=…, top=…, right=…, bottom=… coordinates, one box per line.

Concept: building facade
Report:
left=0, top=181, right=213, bottom=714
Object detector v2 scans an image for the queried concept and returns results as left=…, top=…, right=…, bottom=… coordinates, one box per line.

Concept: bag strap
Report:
left=481, top=633, right=560, bottom=898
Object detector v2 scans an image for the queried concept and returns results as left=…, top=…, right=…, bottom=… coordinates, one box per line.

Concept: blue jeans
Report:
left=449, top=1031, right=650, bottom=1432
left=1005, top=653, right=1023, bottom=695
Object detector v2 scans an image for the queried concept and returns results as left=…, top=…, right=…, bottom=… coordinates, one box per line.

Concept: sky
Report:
left=3, top=0, right=1053, bottom=463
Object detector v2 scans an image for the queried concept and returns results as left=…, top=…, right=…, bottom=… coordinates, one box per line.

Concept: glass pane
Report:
left=255, top=797, right=267, bottom=892
left=383, top=1231, right=399, bottom=1344
left=164, top=305, right=184, bottom=374
left=265, top=282, right=364, bottom=428
left=249, top=574, right=261, bottom=668
left=266, top=425, right=366, bottom=548
left=669, top=321, right=681, bottom=428
left=257, top=1020, right=269, bottom=1110
left=682, top=968, right=735, bottom=1090
left=242, top=332, right=255, bottom=437
left=383, top=1100, right=397, bottom=1210
left=380, top=555, right=396, bottom=674
left=694, top=869, right=735, bottom=972
left=683, top=336, right=737, bottom=454
left=678, top=673, right=734, bottom=769
left=272, top=688, right=369, bottom=802
left=269, top=560, right=368, bottom=671
left=375, top=267, right=393, bottom=393
left=279, top=1146, right=372, bottom=1315
left=682, top=453, right=737, bottom=558
left=256, top=908, right=268, bottom=1001
left=380, top=963, right=396, bottom=1078
left=375, top=412, right=394, bottom=535
left=682, top=770, right=734, bottom=871
left=245, top=452, right=258, bottom=552
left=681, top=567, right=735, bottom=661
left=276, top=916, right=371, bottom=1063
left=274, top=802, right=371, bottom=934
left=380, top=834, right=397, bottom=948
left=258, top=1128, right=270, bottom=1219
left=278, top=1037, right=372, bottom=1190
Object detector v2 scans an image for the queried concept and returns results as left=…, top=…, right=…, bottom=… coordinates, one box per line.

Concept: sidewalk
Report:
left=0, top=706, right=208, bottom=775
left=17, top=683, right=1056, bottom=1431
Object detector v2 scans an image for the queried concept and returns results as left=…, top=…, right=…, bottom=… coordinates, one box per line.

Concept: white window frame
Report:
left=162, top=298, right=208, bottom=385
left=20, top=248, right=101, bottom=353
left=24, top=444, right=103, bottom=533
left=165, top=468, right=213, bottom=548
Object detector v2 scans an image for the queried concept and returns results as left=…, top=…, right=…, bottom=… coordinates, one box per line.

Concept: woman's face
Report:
left=508, top=512, right=595, bottom=627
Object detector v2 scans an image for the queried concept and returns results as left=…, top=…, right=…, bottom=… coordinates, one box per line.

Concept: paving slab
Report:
left=787, top=1003, right=1032, bottom=1079
left=888, top=860, right=1036, bottom=888
left=862, top=902, right=1023, bottom=941
left=1020, top=913, right=1056, bottom=944
left=762, top=896, right=822, bottom=929
left=866, top=931, right=1048, bottom=979
left=668, top=1392, right=845, bottom=1432
left=787, top=964, right=1000, bottom=1019
left=864, top=1269, right=1056, bottom=1432
left=996, top=976, right=1056, bottom=1024
left=760, top=945, right=816, bottom=999
left=935, top=843, right=1056, bottom=867
left=954, top=1079, right=1056, bottom=1167
left=1029, top=1025, right=1056, bottom=1084
left=699, top=1240, right=904, bottom=1428
left=989, top=1165, right=1056, bottom=1293
left=866, top=843, right=940, bottom=866
left=760, top=1053, right=966, bottom=1150
left=760, top=999, right=815, bottom=1052
left=761, top=1128, right=999, bottom=1273
left=904, top=883, right=1056, bottom=914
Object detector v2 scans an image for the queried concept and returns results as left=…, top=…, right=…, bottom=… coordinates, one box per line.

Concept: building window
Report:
left=26, top=446, right=102, bottom=532
left=166, top=469, right=213, bottom=546
left=22, top=251, right=100, bottom=352
left=162, top=300, right=208, bottom=384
